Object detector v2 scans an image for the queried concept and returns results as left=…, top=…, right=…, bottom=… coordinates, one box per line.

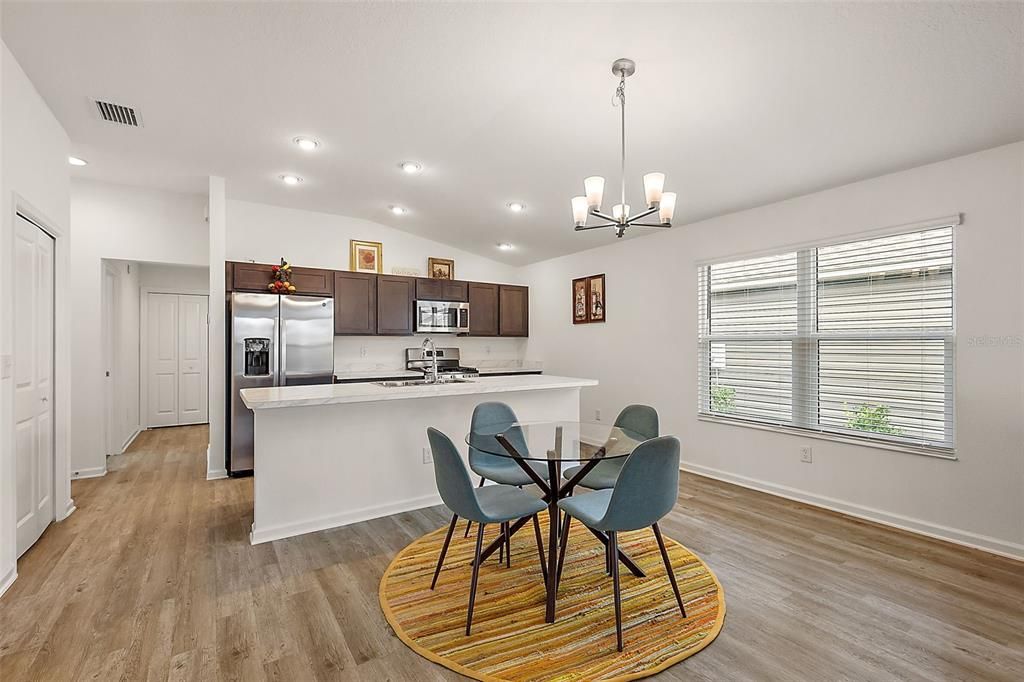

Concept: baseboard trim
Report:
left=119, top=427, right=142, bottom=454
left=0, top=564, right=16, bottom=599
left=250, top=493, right=444, bottom=545
left=70, top=466, right=107, bottom=480
left=682, top=461, right=1024, bottom=562
left=59, top=499, right=76, bottom=521
left=206, top=468, right=228, bottom=481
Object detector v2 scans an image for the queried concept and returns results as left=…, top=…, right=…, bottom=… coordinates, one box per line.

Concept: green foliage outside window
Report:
left=711, top=385, right=736, bottom=413
left=844, top=402, right=902, bottom=435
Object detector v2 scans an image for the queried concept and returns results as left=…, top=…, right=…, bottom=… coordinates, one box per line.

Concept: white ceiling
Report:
left=3, top=2, right=1022, bottom=265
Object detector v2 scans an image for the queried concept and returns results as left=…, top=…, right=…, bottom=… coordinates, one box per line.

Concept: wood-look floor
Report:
left=1, top=425, right=1022, bottom=681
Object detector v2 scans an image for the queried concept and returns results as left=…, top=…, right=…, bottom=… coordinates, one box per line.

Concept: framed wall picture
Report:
left=572, top=276, right=590, bottom=324
left=428, top=257, right=455, bottom=280
left=350, top=240, right=383, bottom=274
left=588, top=273, right=606, bottom=322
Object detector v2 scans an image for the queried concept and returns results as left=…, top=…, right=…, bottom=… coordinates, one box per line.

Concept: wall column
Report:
left=207, top=176, right=227, bottom=479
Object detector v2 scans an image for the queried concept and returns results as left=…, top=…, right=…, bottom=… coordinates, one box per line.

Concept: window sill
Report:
left=696, top=415, right=957, bottom=461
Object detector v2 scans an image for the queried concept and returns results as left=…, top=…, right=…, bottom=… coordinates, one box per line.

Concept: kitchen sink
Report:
left=374, top=378, right=475, bottom=388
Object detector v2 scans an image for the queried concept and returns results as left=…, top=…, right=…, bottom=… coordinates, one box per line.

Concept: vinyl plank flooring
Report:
left=1, top=423, right=1022, bottom=681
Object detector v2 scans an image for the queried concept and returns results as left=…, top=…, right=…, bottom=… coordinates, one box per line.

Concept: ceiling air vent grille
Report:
left=94, top=100, right=141, bottom=127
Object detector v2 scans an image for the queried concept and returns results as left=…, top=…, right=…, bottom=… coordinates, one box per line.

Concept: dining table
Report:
left=465, top=420, right=653, bottom=623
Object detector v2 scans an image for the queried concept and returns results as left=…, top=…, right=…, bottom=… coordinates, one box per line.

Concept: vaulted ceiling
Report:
left=3, top=2, right=1022, bottom=264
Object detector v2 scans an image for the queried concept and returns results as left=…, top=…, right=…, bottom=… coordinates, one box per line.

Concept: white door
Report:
left=146, top=293, right=208, bottom=427
left=147, top=293, right=180, bottom=427
left=177, top=295, right=209, bottom=424
left=14, top=215, right=55, bottom=557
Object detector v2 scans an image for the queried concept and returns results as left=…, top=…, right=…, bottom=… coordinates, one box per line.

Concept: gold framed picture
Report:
left=350, top=240, right=383, bottom=274
left=572, top=276, right=589, bottom=324
left=588, top=273, right=606, bottom=322
left=428, top=257, right=455, bottom=280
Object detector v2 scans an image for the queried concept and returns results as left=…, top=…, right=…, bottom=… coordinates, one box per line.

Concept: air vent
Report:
left=94, top=99, right=141, bottom=127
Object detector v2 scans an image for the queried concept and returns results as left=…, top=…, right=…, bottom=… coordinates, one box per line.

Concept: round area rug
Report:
left=379, top=514, right=725, bottom=681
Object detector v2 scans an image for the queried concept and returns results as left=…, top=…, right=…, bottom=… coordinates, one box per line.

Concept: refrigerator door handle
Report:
left=278, top=304, right=286, bottom=386
left=271, top=311, right=280, bottom=387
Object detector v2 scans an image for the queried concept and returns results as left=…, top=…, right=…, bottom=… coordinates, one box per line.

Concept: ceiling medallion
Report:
left=571, top=58, right=677, bottom=238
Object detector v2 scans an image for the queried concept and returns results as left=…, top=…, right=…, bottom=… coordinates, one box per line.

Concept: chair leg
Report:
left=431, top=513, right=459, bottom=590
left=531, top=514, right=548, bottom=585
left=503, top=521, right=511, bottom=568
left=610, top=531, right=623, bottom=652
left=653, top=522, right=686, bottom=618
left=466, top=522, right=485, bottom=636
left=464, top=477, right=485, bottom=538
left=556, top=514, right=571, bottom=588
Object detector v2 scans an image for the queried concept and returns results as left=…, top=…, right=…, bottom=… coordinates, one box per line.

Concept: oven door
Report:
left=416, top=301, right=469, bottom=333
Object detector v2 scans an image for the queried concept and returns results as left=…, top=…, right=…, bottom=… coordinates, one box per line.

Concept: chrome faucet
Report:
left=421, top=337, right=439, bottom=383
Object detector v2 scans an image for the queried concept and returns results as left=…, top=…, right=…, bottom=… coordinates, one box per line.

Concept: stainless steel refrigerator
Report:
left=228, top=292, right=334, bottom=475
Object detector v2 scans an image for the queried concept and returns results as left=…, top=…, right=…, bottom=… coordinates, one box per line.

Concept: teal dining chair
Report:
left=556, top=435, right=686, bottom=651
left=462, top=402, right=550, bottom=541
left=427, top=428, right=547, bottom=636
left=561, top=404, right=659, bottom=492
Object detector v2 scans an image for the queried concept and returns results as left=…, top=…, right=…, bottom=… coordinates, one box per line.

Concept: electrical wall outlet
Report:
left=359, top=346, right=368, bottom=358
left=485, top=344, right=492, bottom=355
left=595, top=408, right=602, bottom=421
left=800, top=446, right=813, bottom=463
left=0, top=354, right=11, bottom=380
left=422, top=447, right=433, bottom=464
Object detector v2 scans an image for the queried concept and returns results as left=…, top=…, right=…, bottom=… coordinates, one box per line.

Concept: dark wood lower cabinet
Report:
left=334, top=272, right=377, bottom=335
left=499, top=285, right=529, bottom=337
left=376, top=275, right=415, bottom=335
left=468, top=282, right=499, bottom=336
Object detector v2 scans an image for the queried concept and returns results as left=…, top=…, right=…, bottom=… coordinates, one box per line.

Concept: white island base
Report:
left=240, top=375, right=597, bottom=544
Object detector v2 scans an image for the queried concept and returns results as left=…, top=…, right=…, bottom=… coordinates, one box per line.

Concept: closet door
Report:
left=147, top=293, right=180, bottom=427
left=177, top=295, right=209, bottom=424
left=14, top=216, right=55, bottom=557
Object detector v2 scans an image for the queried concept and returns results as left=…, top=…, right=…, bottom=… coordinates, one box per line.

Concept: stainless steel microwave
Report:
left=415, top=300, right=470, bottom=333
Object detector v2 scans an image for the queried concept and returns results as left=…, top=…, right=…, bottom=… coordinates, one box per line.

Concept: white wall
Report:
left=226, top=199, right=521, bottom=284
left=207, top=177, right=227, bottom=480
left=70, top=180, right=208, bottom=476
left=523, top=143, right=1024, bottom=558
left=138, top=262, right=210, bottom=293
left=0, top=41, right=72, bottom=596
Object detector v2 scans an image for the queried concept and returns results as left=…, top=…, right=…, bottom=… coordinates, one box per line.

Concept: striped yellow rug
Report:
left=379, top=515, right=725, bottom=681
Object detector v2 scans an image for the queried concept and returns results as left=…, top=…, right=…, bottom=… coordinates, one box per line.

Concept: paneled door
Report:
left=14, top=215, right=55, bottom=557
left=177, top=295, right=209, bottom=424
left=146, top=293, right=209, bottom=427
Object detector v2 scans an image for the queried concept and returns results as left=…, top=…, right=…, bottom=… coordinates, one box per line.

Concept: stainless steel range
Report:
left=405, top=345, right=479, bottom=381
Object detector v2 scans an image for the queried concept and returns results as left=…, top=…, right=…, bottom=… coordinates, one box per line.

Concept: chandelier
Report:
left=571, top=58, right=676, bottom=238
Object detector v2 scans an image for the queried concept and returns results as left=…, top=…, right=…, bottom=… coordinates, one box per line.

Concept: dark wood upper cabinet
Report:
left=334, top=272, right=377, bottom=335
left=498, top=285, right=529, bottom=337
left=225, top=261, right=235, bottom=292
left=415, top=278, right=468, bottom=302
left=231, top=262, right=275, bottom=292
left=376, top=275, right=415, bottom=335
left=289, top=266, right=334, bottom=296
left=468, top=282, right=499, bottom=336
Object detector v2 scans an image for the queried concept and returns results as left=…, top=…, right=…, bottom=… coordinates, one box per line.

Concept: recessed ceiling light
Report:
left=400, top=161, right=422, bottom=174
left=293, top=137, right=319, bottom=151
left=390, top=205, right=407, bottom=215
left=498, top=243, right=515, bottom=250
left=68, top=156, right=88, bottom=166
left=280, top=174, right=303, bottom=185
left=507, top=202, right=525, bottom=213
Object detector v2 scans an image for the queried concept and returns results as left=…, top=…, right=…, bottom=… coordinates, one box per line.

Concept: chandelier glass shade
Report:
left=571, top=58, right=676, bottom=238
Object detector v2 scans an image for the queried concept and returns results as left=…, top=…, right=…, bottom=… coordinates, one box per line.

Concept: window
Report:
left=698, top=224, right=955, bottom=454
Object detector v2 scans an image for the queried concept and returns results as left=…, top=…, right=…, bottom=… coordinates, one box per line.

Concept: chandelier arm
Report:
left=589, top=210, right=618, bottom=222
left=625, top=222, right=672, bottom=228
left=574, top=223, right=619, bottom=232
left=625, top=205, right=659, bottom=223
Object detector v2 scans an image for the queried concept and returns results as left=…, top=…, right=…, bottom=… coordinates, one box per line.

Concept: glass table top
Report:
left=465, top=420, right=650, bottom=462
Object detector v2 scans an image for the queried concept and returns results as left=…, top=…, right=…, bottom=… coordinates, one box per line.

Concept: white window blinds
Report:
left=698, top=224, right=955, bottom=453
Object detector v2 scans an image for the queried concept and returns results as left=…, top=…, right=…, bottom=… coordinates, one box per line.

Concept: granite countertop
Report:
left=241, top=375, right=595, bottom=410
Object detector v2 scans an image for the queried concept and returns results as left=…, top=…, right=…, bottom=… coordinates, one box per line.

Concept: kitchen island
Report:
left=240, top=375, right=597, bottom=544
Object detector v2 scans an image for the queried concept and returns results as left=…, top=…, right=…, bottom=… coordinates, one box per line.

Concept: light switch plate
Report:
left=800, top=446, right=813, bottom=463
left=0, top=354, right=12, bottom=379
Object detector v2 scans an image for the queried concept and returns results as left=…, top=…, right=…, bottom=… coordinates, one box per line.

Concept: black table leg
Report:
left=545, top=458, right=560, bottom=622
